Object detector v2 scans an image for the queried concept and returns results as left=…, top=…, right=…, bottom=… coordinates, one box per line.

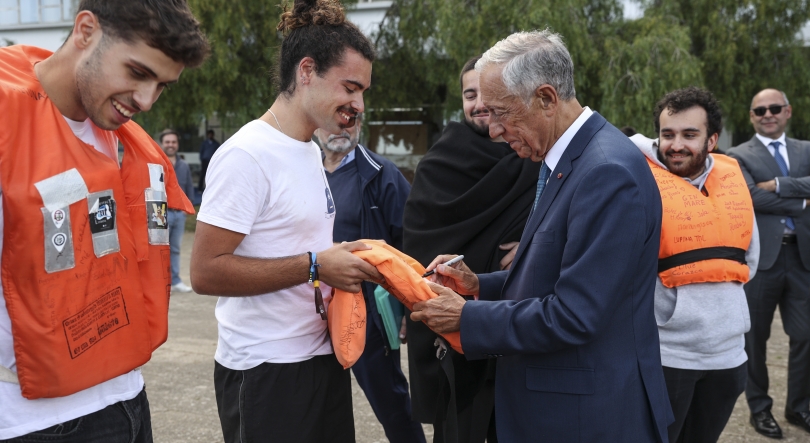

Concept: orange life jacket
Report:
left=0, top=45, right=194, bottom=399
left=647, top=154, right=753, bottom=288
left=329, top=240, right=462, bottom=369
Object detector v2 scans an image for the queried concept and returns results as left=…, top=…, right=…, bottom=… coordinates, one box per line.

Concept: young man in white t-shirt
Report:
left=190, top=1, right=381, bottom=442
left=0, top=1, right=209, bottom=441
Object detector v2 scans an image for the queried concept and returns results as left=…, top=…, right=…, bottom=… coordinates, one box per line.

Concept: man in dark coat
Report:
left=403, top=56, right=541, bottom=443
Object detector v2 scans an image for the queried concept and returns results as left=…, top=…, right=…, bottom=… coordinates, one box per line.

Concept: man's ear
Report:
left=298, top=57, right=316, bottom=86
left=534, top=84, right=558, bottom=110
left=70, top=11, right=101, bottom=51
left=707, top=132, right=719, bottom=152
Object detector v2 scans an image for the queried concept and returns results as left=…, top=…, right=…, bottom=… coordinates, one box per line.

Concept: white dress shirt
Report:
left=544, top=106, right=593, bottom=173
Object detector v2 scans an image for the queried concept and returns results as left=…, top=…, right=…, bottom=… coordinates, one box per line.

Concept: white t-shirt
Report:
left=0, top=117, right=143, bottom=440
left=197, top=120, right=337, bottom=369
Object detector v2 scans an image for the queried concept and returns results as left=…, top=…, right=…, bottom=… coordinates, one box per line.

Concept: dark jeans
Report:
left=1, top=388, right=152, bottom=443
left=199, top=159, right=210, bottom=192
left=663, top=363, right=746, bottom=443
left=214, top=354, right=354, bottom=443
left=351, top=316, right=426, bottom=443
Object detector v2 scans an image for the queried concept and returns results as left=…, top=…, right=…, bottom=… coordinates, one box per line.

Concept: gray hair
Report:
left=475, top=29, right=576, bottom=104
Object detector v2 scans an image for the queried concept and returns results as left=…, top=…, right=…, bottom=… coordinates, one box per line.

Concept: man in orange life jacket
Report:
left=630, top=87, right=759, bottom=443
left=0, top=1, right=209, bottom=441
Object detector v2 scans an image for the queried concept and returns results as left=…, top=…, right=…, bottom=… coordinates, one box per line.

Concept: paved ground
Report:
left=143, top=232, right=805, bottom=442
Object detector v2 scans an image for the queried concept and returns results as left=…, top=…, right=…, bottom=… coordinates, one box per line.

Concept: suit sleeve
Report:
left=460, top=162, right=651, bottom=355
left=727, top=150, right=804, bottom=216
left=777, top=141, right=810, bottom=198
left=477, top=270, right=508, bottom=301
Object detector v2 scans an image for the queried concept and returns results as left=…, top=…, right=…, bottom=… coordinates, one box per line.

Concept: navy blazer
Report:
left=460, top=113, right=673, bottom=442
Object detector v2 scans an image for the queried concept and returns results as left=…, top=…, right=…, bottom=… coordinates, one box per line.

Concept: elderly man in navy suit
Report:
left=411, top=30, right=673, bottom=442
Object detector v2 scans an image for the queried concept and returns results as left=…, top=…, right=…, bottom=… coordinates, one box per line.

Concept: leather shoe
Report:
left=750, top=410, right=783, bottom=439
left=785, top=409, right=810, bottom=434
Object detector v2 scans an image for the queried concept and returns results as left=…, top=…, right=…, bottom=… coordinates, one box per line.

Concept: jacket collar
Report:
left=352, top=144, right=384, bottom=186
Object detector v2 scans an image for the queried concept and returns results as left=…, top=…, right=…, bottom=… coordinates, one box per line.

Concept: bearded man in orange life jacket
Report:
left=629, top=87, right=759, bottom=443
left=0, top=1, right=209, bottom=441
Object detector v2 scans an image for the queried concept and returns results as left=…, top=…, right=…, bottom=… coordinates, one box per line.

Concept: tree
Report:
left=600, top=15, right=703, bottom=135
left=368, top=0, right=707, bottom=138
left=641, top=0, right=810, bottom=142
left=136, top=0, right=296, bottom=134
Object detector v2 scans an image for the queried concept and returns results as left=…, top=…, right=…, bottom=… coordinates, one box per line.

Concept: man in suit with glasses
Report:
left=729, top=88, right=810, bottom=439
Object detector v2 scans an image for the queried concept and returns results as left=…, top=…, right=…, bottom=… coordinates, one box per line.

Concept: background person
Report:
left=632, top=87, right=758, bottom=443
left=189, top=1, right=382, bottom=442
left=160, top=129, right=195, bottom=294
left=728, top=88, right=810, bottom=439
left=403, top=55, right=540, bottom=443
left=0, top=0, right=209, bottom=440
left=198, top=129, right=220, bottom=192
left=314, top=112, right=425, bottom=443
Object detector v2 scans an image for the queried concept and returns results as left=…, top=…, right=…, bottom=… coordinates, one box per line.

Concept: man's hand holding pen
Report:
left=410, top=255, right=479, bottom=334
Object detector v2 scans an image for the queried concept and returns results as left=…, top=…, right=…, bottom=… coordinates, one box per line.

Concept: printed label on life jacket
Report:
left=145, top=188, right=169, bottom=245
left=87, top=190, right=120, bottom=257
left=62, top=287, right=130, bottom=359
left=42, top=206, right=75, bottom=273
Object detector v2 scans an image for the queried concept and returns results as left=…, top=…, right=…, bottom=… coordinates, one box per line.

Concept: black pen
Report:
left=422, top=255, right=465, bottom=278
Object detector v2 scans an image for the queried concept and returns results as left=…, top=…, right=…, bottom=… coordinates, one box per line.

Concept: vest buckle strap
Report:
left=658, top=246, right=747, bottom=273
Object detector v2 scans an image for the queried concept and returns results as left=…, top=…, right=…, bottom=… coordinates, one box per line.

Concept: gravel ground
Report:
left=142, top=232, right=806, bottom=442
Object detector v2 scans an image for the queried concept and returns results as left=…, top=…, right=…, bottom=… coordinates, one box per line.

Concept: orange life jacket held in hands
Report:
left=329, top=240, right=462, bottom=369
left=646, top=155, right=754, bottom=288
left=0, top=45, right=194, bottom=399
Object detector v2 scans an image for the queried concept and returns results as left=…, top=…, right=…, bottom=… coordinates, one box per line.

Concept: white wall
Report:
left=0, top=24, right=70, bottom=50
left=346, top=1, right=392, bottom=37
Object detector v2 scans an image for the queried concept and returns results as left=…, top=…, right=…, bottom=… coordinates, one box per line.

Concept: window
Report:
left=0, top=0, right=74, bottom=26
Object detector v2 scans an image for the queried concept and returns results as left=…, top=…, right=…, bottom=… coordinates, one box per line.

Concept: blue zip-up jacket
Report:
left=333, top=144, right=411, bottom=350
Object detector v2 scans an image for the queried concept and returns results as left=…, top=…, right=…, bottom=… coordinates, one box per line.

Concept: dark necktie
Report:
left=771, top=141, right=795, bottom=230
left=531, top=162, right=552, bottom=213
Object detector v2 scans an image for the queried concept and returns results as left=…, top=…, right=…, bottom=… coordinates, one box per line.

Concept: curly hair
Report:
left=78, top=0, right=210, bottom=68
left=276, top=0, right=376, bottom=96
left=653, top=87, right=723, bottom=138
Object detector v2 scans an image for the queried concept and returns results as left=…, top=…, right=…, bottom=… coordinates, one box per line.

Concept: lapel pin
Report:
left=557, top=173, right=563, bottom=179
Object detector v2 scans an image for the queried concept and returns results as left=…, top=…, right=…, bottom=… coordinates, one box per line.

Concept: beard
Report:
left=322, top=131, right=358, bottom=154
left=658, top=138, right=710, bottom=179
left=463, top=115, right=490, bottom=138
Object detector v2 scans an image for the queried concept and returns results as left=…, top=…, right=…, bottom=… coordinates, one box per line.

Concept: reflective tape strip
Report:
left=147, top=164, right=165, bottom=193
left=0, top=365, right=19, bottom=384
left=34, top=168, right=89, bottom=212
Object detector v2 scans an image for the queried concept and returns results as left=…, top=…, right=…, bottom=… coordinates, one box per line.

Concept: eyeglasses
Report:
left=751, top=105, right=787, bottom=117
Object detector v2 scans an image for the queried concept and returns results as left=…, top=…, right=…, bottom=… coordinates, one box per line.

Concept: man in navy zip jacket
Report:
left=315, top=114, right=425, bottom=443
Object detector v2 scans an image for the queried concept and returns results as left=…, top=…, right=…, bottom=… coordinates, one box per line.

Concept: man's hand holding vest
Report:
left=318, top=241, right=385, bottom=293
left=411, top=281, right=466, bottom=334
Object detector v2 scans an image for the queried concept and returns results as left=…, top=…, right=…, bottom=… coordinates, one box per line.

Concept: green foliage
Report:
left=369, top=0, right=625, bottom=118
left=642, top=0, right=810, bottom=142
left=137, top=0, right=294, bottom=133
left=600, top=15, right=704, bottom=136
left=137, top=0, right=810, bottom=145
